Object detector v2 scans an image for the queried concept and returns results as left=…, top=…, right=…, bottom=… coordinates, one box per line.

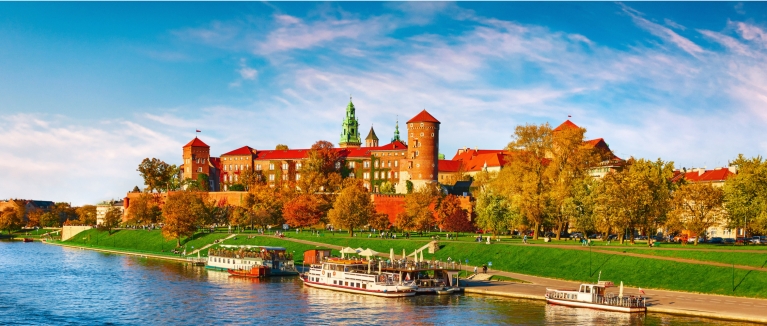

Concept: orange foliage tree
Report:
left=283, top=194, right=323, bottom=228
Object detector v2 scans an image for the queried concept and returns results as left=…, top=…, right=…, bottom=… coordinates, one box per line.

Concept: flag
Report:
left=568, top=115, right=572, bottom=118
left=196, top=129, right=201, bottom=133
left=639, top=287, right=645, bottom=294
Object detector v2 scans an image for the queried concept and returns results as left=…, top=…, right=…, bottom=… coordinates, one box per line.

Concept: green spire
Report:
left=339, top=96, right=361, bottom=147
left=392, top=116, right=401, bottom=142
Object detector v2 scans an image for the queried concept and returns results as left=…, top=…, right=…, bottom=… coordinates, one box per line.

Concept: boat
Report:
left=545, top=281, right=647, bottom=313
left=227, top=265, right=271, bottom=278
left=380, top=260, right=463, bottom=294
left=301, top=255, right=417, bottom=297
left=206, top=245, right=298, bottom=276
left=22, top=238, right=34, bottom=242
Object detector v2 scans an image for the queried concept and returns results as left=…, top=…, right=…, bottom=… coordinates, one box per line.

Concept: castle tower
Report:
left=365, top=125, right=379, bottom=147
left=182, top=137, right=211, bottom=182
left=398, top=110, right=440, bottom=192
left=339, top=97, right=361, bottom=148
left=391, top=117, right=401, bottom=143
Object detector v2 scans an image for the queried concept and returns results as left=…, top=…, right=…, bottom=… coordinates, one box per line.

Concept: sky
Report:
left=2, top=2, right=767, bottom=205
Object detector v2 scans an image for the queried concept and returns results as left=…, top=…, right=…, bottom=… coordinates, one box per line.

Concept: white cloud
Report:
left=664, top=18, right=686, bottom=31
left=621, top=4, right=704, bottom=56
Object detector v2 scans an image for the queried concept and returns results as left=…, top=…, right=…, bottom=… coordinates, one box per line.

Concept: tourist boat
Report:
left=227, top=266, right=271, bottom=278
left=206, top=245, right=298, bottom=276
left=301, top=256, right=417, bottom=297
left=22, top=238, right=34, bottom=242
left=545, top=281, right=647, bottom=313
left=380, top=260, right=463, bottom=294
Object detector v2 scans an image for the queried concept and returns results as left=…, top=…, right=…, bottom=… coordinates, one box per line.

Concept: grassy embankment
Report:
left=0, top=228, right=60, bottom=240
left=60, top=229, right=229, bottom=258
left=280, top=233, right=767, bottom=299
left=600, top=247, right=767, bottom=268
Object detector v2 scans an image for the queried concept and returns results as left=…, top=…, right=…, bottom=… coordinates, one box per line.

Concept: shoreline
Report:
left=43, top=240, right=767, bottom=324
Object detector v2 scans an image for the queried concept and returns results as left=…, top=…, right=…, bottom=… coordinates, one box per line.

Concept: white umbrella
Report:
left=619, top=281, right=624, bottom=298
left=402, top=249, right=406, bottom=261
left=390, top=248, right=394, bottom=262
left=359, top=248, right=379, bottom=257
left=355, top=247, right=365, bottom=254
left=420, top=250, right=424, bottom=263
left=341, top=247, right=358, bottom=258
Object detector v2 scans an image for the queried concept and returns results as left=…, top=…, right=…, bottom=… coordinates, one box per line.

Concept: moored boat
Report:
left=380, top=260, right=463, bottom=294
left=227, top=266, right=271, bottom=278
left=22, top=238, right=34, bottom=242
left=545, top=281, right=647, bottom=313
left=301, top=254, right=417, bottom=297
left=206, top=245, right=298, bottom=276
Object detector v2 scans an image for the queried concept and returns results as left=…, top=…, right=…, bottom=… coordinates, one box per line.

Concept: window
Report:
left=388, top=171, right=391, bottom=179
left=375, top=161, right=379, bottom=168
left=364, top=161, right=370, bottom=168
left=394, top=161, right=398, bottom=167
left=349, top=173, right=355, bottom=178
left=270, top=163, right=275, bottom=170
left=240, top=165, right=243, bottom=171
left=420, top=123, right=424, bottom=127
left=282, top=174, right=288, bottom=181
left=363, top=172, right=370, bottom=180
left=420, top=132, right=424, bottom=137
left=269, top=174, right=275, bottom=181
left=349, top=161, right=355, bottom=168
left=296, top=163, right=302, bottom=170
left=256, top=164, right=261, bottom=171
left=296, top=174, right=301, bottom=180
left=374, top=172, right=379, bottom=179
left=335, top=162, right=341, bottom=169
left=387, top=161, right=391, bottom=167
left=197, top=167, right=202, bottom=172
left=235, top=175, right=238, bottom=181
left=224, top=165, right=228, bottom=171
left=282, top=163, right=289, bottom=170
left=431, top=133, right=435, bottom=137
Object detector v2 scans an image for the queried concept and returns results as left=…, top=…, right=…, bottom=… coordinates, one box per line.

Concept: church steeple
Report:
left=339, top=97, right=361, bottom=148
left=365, top=125, right=379, bottom=147
left=391, top=116, right=401, bottom=142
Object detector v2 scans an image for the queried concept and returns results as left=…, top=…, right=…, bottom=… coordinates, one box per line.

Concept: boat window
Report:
left=333, top=280, right=337, bottom=285
left=362, top=283, right=366, bottom=289
left=585, top=286, right=591, bottom=293
left=345, top=282, right=349, bottom=286
left=357, top=283, right=361, bottom=288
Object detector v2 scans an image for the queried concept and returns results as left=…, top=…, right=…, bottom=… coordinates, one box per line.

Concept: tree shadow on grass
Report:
left=732, top=255, right=767, bottom=292
left=590, top=255, right=613, bottom=277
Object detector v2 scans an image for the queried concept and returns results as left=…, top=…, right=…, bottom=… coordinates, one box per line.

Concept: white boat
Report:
left=301, top=258, right=417, bottom=297
left=206, top=245, right=298, bottom=276
left=545, top=281, right=647, bottom=313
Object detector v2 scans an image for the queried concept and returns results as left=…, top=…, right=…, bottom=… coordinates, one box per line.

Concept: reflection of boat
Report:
left=301, top=254, right=417, bottom=297
left=545, top=281, right=646, bottom=313
left=436, top=288, right=457, bottom=295
left=206, top=245, right=298, bottom=276
left=227, top=266, right=270, bottom=278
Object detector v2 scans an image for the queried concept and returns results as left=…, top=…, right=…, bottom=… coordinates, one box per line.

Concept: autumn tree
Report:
left=50, top=202, right=77, bottom=226
left=0, top=207, right=22, bottom=235
left=328, top=180, right=375, bottom=236
left=438, top=195, right=474, bottom=233
left=102, top=207, right=122, bottom=235
left=283, top=194, right=323, bottom=228
left=125, top=194, right=162, bottom=225
left=162, top=191, right=203, bottom=247
left=395, top=183, right=441, bottom=231
left=195, top=194, right=230, bottom=229
left=496, top=123, right=553, bottom=239
left=724, top=155, right=767, bottom=235
left=275, top=144, right=289, bottom=150
left=137, top=158, right=175, bottom=192
left=370, top=213, right=391, bottom=231
left=247, top=183, right=287, bottom=229
left=379, top=181, right=395, bottom=194
left=669, top=183, right=726, bottom=245
left=76, top=205, right=97, bottom=225
left=26, top=207, right=43, bottom=228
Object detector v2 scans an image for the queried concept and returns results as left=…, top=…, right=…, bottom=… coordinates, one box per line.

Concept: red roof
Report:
left=374, top=140, right=408, bottom=151
left=222, top=146, right=255, bottom=156
left=438, top=160, right=462, bottom=173
left=254, top=149, right=311, bottom=160
left=553, top=120, right=579, bottom=132
left=672, top=168, right=735, bottom=183
left=451, top=149, right=507, bottom=162
left=209, top=157, right=221, bottom=170
left=407, top=110, right=440, bottom=124
left=183, top=137, right=209, bottom=148
left=463, top=153, right=508, bottom=172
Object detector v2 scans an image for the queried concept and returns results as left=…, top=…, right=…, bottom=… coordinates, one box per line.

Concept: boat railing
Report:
left=546, top=290, right=646, bottom=308
left=381, top=260, right=462, bottom=270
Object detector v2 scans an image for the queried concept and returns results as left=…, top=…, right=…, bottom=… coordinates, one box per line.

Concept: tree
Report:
left=438, top=195, right=474, bottom=233
left=76, top=205, right=97, bottom=225
left=137, top=158, right=175, bottom=193
left=229, top=184, right=245, bottom=191
left=475, top=191, right=516, bottom=238
left=50, top=202, right=77, bottom=226
left=283, top=194, right=323, bottom=228
left=406, top=180, right=414, bottom=194
left=370, top=213, right=391, bottom=231
left=247, top=183, right=287, bottom=229
left=327, top=180, right=375, bottom=236
left=40, top=211, right=59, bottom=227
left=162, top=191, right=203, bottom=247
left=125, top=194, right=162, bottom=225
left=496, top=123, right=553, bottom=239
left=196, top=173, right=210, bottom=191
left=26, top=207, right=43, bottom=228
left=275, top=144, right=289, bottom=150
left=102, top=207, right=122, bottom=235
left=669, top=183, right=726, bottom=245
left=0, top=207, right=22, bottom=235
left=379, top=181, right=395, bottom=194
left=395, top=183, right=441, bottom=231
left=239, top=169, right=264, bottom=190
left=724, top=155, right=767, bottom=235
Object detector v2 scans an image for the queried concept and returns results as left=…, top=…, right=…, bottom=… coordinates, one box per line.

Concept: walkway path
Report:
left=188, top=233, right=237, bottom=256
left=273, top=235, right=767, bottom=323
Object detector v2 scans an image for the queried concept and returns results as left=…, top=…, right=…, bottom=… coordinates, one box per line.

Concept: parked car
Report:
left=569, top=232, right=583, bottom=239
left=736, top=237, right=747, bottom=244
left=708, top=237, right=723, bottom=244
left=636, top=235, right=648, bottom=240
left=687, top=236, right=705, bottom=243
left=606, top=234, right=618, bottom=241
left=723, top=238, right=735, bottom=244
left=750, top=236, right=762, bottom=244
left=589, top=233, right=602, bottom=239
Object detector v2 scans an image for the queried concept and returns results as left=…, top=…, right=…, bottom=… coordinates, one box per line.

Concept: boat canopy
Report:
left=219, top=245, right=286, bottom=251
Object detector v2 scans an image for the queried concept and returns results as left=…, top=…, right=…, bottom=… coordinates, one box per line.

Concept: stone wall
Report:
left=371, top=194, right=406, bottom=225
left=62, top=225, right=92, bottom=241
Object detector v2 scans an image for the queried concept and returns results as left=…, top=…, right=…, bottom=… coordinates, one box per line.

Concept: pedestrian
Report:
left=523, top=234, right=528, bottom=244
left=474, top=266, right=478, bottom=275
left=482, top=265, right=487, bottom=274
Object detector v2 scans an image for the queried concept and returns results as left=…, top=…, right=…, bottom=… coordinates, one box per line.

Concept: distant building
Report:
left=96, top=200, right=124, bottom=225
left=0, top=199, right=55, bottom=226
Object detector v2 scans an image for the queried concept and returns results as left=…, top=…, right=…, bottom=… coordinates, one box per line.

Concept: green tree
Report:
left=379, top=181, right=395, bottom=194
left=229, top=184, right=245, bottom=191
left=669, top=183, right=726, bottom=245
left=475, top=191, right=516, bottom=238
left=328, top=180, right=375, bottom=236
left=137, top=158, right=175, bottom=192
left=724, top=155, right=767, bottom=235
left=406, top=180, right=414, bottom=194
left=40, top=211, right=59, bottom=227
left=162, top=191, right=203, bottom=247
left=196, top=173, right=210, bottom=191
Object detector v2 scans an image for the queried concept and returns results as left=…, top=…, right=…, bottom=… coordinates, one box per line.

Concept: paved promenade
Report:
left=277, top=236, right=767, bottom=324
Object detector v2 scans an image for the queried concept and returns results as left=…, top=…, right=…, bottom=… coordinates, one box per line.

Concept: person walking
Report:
left=523, top=234, right=528, bottom=244
left=473, top=266, right=478, bottom=276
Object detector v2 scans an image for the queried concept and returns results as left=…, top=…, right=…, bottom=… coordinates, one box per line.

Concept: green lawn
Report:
left=63, top=229, right=229, bottom=255
left=600, top=248, right=767, bottom=268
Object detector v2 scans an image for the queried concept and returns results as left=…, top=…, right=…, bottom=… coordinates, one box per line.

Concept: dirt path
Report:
left=188, top=233, right=237, bottom=256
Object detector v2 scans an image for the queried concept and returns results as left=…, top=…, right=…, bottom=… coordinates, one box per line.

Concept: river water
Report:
left=0, top=242, right=752, bottom=325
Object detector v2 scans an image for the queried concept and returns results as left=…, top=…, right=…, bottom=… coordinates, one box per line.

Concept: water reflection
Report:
left=0, top=242, right=758, bottom=325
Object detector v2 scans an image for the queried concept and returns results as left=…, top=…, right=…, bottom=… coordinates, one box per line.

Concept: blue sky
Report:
left=2, top=2, right=767, bottom=205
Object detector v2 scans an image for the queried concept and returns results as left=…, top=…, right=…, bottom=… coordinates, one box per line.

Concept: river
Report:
left=0, top=241, right=752, bottom=325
